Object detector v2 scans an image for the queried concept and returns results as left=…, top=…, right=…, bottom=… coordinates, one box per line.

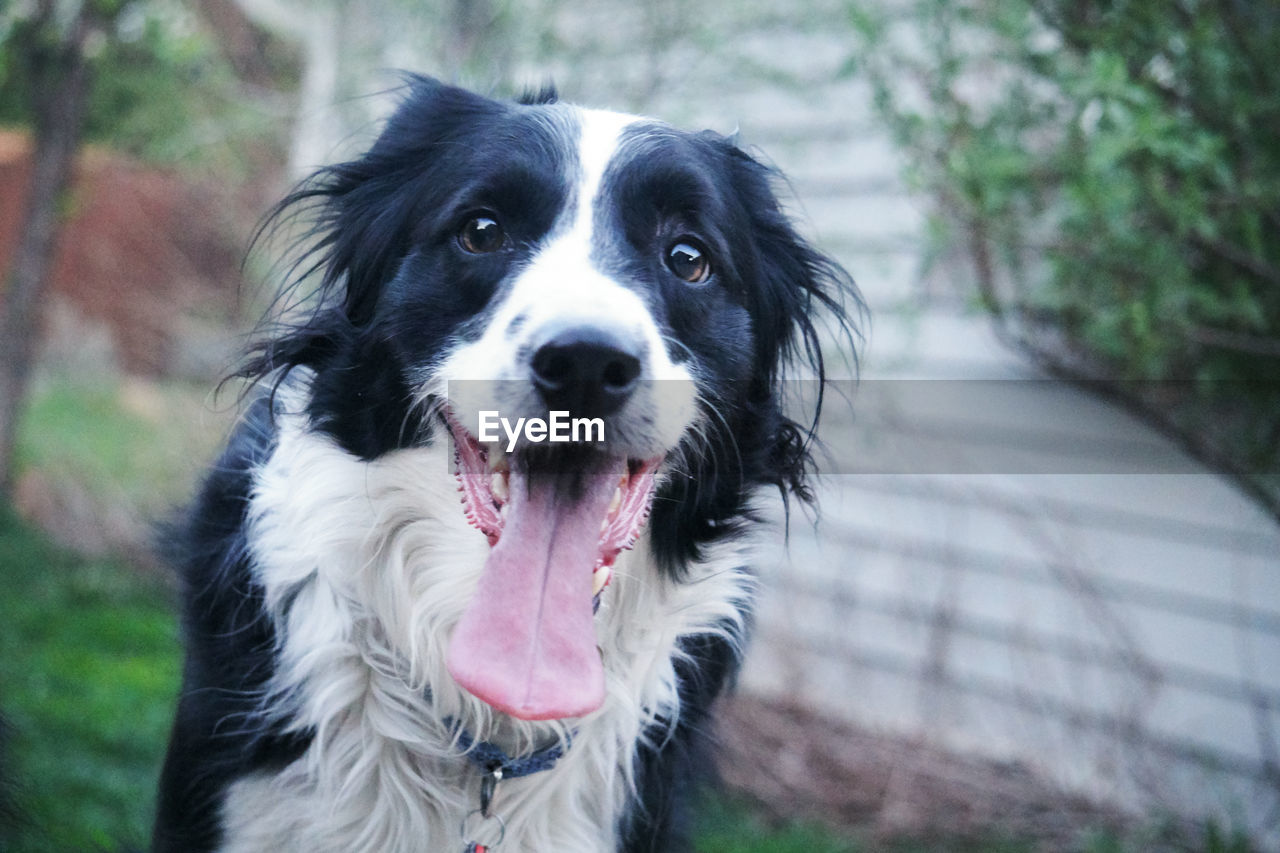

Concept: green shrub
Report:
left=0, top=0, right=292, bottom=174
left=848, top=0, right=1280, bottom=514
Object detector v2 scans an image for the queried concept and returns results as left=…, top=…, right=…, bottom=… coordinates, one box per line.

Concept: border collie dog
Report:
left=154, top=77, right=855, bottom=853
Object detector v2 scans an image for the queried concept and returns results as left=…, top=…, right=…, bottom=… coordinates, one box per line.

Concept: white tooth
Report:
left=488, top=446, right=508, bottom=472
left=592, top=567, right=611, bottom=596
left=491, top=471, right=509, bottom=502
left=608, top=487, right=622, bottom=515
left=600, top=517, right=610, bottom=533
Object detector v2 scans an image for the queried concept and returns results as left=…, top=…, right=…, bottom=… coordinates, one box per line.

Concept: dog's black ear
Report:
left=725, top=142, right=864, bottom=500
left=517, top=82, right=558, bottom=105
left=238, top=76, right=505, bottom=383
left=303, top=76, right=503, bottom=326
left=650, top=139, right=863, bottom=574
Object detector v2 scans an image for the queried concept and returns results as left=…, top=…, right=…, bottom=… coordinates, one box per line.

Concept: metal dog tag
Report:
left=460, top=804, right=505, bottom=851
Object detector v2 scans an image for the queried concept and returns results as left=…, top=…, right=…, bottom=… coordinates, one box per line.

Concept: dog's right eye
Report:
left=458, top=215, right=507, bottom=254
left=666, top=239, right=712, bottom=284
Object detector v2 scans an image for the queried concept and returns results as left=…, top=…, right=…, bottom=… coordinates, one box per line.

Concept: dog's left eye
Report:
left=458, top=215, right=507, bottom=254
left=666, top=239, right=712, bottom=284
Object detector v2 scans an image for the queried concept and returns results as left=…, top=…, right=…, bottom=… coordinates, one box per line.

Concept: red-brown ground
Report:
left=716, top=694, right=1129, bottom=848
left=0, top=130, right=249, bottom=376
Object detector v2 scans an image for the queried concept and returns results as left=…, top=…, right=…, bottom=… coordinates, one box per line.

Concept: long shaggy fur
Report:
left=154, top=76, right=858, bottom=853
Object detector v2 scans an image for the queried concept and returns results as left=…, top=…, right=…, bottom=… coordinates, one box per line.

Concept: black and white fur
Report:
left=153, top=77, right=856, bottom=853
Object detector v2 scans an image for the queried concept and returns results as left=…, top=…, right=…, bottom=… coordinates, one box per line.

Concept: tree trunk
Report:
left=0, top=2, right=96, bottom=504
left=195, top=0, right=282, bottom=89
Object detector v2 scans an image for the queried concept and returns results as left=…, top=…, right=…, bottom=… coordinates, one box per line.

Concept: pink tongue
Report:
left=446, top=460, right=618, bottom=720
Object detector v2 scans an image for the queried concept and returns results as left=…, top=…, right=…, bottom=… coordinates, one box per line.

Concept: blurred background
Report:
left=1, top=1, right=1277, bottom=850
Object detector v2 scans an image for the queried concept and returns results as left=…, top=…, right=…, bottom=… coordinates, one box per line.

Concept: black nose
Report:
left=530, top=326, right=643, bottom=418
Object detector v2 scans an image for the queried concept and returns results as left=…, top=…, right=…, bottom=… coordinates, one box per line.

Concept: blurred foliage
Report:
left=0, top=0, right=292, bottom=175
left=17, top=375, right=231, bottom=516
left=847, top=0, right=1280, bottom=516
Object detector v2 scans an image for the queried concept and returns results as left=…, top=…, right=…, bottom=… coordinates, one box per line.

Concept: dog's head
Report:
left=244, top=77, right=857, bottom=720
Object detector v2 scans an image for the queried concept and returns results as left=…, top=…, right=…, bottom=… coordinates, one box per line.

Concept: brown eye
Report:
left=666, top=240, right=711, bottom=284
left=459, top=215, right=506, bottom=254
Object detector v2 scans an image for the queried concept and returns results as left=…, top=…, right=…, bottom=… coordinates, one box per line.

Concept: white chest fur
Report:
left=215, top=402, right=756, bottom=852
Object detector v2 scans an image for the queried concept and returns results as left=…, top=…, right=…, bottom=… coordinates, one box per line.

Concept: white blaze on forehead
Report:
left=568, top=108, right=640, bottom=244
left=438, top=106, right=699, bottom=455
left=510, top=107, right=649, bottom=325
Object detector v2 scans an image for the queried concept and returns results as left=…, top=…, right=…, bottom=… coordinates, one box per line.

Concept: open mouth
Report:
left=448, top=413, right=658, bottom=600
left=443, top=410, right=660, bottom=720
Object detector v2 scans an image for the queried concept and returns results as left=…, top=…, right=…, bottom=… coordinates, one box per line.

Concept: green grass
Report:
left=697, top=795, right=864, bottom=852
left=695, top=795, right=1060, bottom=853
left=18, top=375, right=229, bottom=514
left=0, top=511, right=180, bottom=852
